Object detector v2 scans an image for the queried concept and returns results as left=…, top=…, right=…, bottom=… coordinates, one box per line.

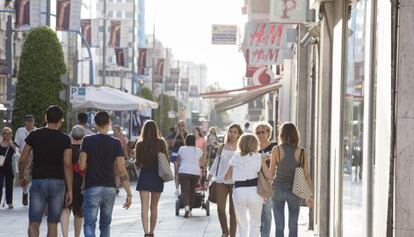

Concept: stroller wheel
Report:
left=175, top=199, right=180, bottom=216
left=205, top=200, right=210, bottom=216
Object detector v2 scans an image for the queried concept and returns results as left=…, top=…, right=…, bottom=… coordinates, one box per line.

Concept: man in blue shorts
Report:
left=19, top=105, right=73, bottom=237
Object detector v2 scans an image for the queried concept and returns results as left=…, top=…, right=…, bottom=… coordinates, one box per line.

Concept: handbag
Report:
left=208, top=144, right=224, bottom=203
left=292, top=149, right=313, bottom=199
left=0, top=146, right=10, bottom=167
left=158, top=152, right=174, bottom=182
left=257, top=170, right=272, bottom=199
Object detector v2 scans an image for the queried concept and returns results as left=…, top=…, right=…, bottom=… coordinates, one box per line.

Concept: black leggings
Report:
left=178, top=173, right=199, bottom=208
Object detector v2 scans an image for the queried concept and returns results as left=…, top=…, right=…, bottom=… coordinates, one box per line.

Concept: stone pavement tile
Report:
left=1, top=181, right=315, bottom=237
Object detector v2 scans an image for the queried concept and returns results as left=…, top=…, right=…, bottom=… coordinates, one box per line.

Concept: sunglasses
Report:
left=3, top=132, right=11, bottom=135
left=255, top=131, right=266, bottom=135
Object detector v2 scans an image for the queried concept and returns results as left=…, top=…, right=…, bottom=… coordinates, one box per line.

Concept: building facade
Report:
left=302, top=0, right=412, bottom=236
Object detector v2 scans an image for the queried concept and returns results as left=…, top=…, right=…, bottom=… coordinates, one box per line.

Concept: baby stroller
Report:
left=175, top=167, right=210, bottom=216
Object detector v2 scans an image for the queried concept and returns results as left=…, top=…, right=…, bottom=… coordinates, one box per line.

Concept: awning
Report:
left=214, top=82, right=282, bottom=112
left=71, top=86, right=158, bottom=111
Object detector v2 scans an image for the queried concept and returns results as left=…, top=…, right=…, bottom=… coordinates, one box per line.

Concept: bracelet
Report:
left=127, top=194, right=132, bottom=197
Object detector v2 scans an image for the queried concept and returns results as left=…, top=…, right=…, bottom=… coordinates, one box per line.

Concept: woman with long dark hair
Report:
left=169, top=120, right=188, bottom=195
left=208, top=123, right=243, bottom=237
left=269, top=122, right=313, bottom=237
left=135, top=120, right=169, bottom=237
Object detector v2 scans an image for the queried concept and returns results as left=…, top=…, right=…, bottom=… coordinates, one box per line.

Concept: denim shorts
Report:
left=29, top=179, right=65, bottom=223
left=170, top=152, right=179, bottom=162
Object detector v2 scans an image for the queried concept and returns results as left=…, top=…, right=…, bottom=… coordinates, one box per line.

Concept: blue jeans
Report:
left=83, top=187, right=117, bottom=237
left=261, top=197, right=272, bottom=237
left=29, top=179, right=65, bottom=223
left=272, top=185, right=301, bottom=237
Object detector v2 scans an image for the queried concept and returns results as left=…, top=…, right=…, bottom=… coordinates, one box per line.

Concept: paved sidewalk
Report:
left=1, top=181, right=315, bottom=237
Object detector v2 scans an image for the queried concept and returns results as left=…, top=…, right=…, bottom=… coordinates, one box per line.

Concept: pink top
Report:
left=196, top=138, right=206, bottom=152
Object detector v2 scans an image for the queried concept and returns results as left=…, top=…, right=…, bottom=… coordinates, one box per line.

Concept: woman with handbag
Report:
left=135, top=120, right=169, bottom=237
left=0, top=127, right=16, bottom=209
left=208, top=123, right=243, bottom=237
left=177, top=135, right=205, bottom=218
left=225, top=134, right=271, bottom=237
left=254, top=122, right=278, bottom=237
left=269, top=122, right=313, bottom=237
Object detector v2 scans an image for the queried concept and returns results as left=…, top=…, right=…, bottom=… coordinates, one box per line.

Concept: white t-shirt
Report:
left=15, top=127, right=34, bottom=153
left=229, top=152, right=262, bottom=182
left=210, top=148, right=236, bottom=184
left=178, top=146, right=203, bottom=176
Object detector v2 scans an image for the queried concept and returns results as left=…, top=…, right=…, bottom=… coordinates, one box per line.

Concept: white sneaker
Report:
left=175, top=188, right=180, bottom=195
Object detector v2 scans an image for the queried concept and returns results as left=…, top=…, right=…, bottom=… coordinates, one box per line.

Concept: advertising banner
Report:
left=245, top=49, right=261, bottom=77
left=56, top=0, right=81, bottom=31
left=138, top=48, right=147, bottom=75
left=109, top=20, right=130, bottom=48
left=80, top=19, right=99, bottom=47
left=115, top=48, right=128, bottom=67
left=271, top=0, right=308, bottom=23
left=211, top=25, right=237, bottom=45
left=109, top=20, right=121, bottom=48
left=170, top=68, right=180, bottom=83
left=15, top=0, right=41, bottom=29
left=153, top=58, right=164, bottom=83
left=245, top=23, right=293, bottom=66
left=180, top=78, right=189, bottom=92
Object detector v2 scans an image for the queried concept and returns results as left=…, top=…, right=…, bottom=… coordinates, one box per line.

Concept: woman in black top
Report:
left=135, top=120, right=169, bottom=237
left=169, top=120, right=188, bottom=195
left=254, top=122, right=277, bottom=237
left=0, top=127, right=16, bottom=209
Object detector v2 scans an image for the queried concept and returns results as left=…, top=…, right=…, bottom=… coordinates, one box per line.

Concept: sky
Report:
left=145, top=0, right=246, bottom=90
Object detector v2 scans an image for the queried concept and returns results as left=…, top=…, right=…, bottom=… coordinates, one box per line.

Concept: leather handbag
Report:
left=208, top=145, right=224, bottom=203
left=0, top=146, right=10, bottom=167
left=158, top=152, right=174, bottom=182
left=292, top=149, right=313, bottom=199
left=257, top=170, right=272, bottom=198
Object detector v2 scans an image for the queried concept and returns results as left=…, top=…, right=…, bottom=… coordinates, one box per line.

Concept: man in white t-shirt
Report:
left=14, top=114, right=36, bottom=206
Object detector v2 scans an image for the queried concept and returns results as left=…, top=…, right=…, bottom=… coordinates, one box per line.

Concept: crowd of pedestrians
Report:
left=0, top=104, right=314, bottom=237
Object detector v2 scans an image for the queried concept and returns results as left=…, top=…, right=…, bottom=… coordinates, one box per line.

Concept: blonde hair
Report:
left=278, top=122, right=300, bottom=147
left=254, top=121, right=273, bottom=140
left=237, top=134, right=259, bottom=156
left=2, top=127, right=12, bottom=135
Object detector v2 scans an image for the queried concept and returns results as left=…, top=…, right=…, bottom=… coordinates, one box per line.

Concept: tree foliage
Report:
left=12, top=27, right=67, bottom=131
left=155, top=93, right=178, bottom=136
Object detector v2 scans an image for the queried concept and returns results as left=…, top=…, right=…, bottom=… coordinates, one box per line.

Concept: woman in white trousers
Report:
left=225, top=134, right=271, bottom=237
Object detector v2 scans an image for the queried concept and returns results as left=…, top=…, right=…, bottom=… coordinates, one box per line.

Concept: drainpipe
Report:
left=387, top=0, right=400, bottom=236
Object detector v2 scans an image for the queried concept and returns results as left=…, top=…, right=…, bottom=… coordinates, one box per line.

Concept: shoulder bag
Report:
left=158, top=152, right=174, bottom=182
left=292, top=148, right=313, bottom=199
left=0, top=146, right=10, bottom=167
left=208, top=144, right=224, bottom=203
left=257, top=169, right=272, bottom=199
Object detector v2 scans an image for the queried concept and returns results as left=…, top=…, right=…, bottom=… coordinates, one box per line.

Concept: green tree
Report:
left=12, top=27, right=67, bottom=131
left=140, top=87, right=153, bottom=101
left=155, top=93, right=178, bottom=136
